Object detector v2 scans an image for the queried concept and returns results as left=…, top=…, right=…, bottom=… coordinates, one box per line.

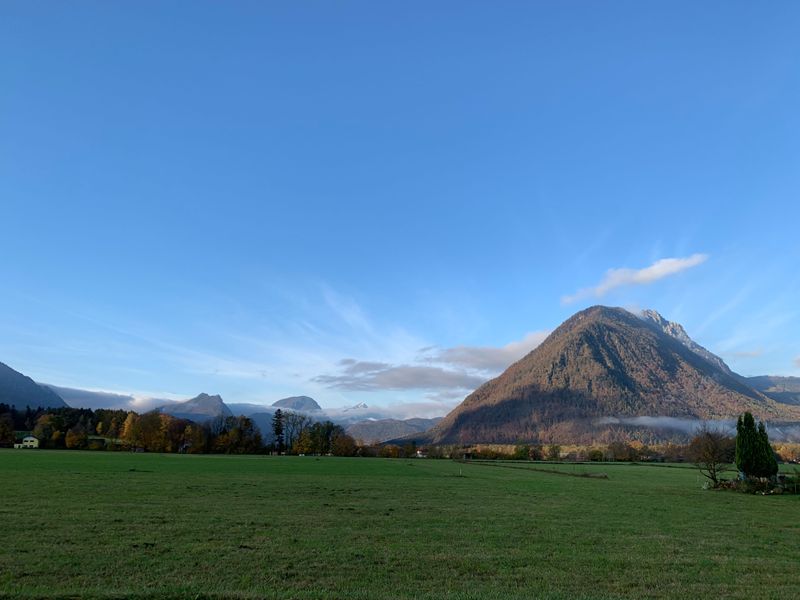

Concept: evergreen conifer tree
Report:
left=735, top=412, right=778, bottom=478
left=755, top=421, right=778, bottom=478
left=735, top=412, right=756, bottom=476
left=272, top=409, right=285, bottom=454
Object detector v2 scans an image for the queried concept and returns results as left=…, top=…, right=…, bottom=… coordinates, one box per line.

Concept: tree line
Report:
left=270, top=409, right=357, bottom=456
left=2, top=404, right=792, bottom=479
left=0, top=403, right=364, bottom=456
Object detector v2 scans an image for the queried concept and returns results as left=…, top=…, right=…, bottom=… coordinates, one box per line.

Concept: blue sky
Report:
left=1, top=2, right=798, bottom=415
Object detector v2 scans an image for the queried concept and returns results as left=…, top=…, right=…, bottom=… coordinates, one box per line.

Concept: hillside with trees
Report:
left=0, top=362, right=67, bottom=410
left=418, top=306, right=800, bottom=445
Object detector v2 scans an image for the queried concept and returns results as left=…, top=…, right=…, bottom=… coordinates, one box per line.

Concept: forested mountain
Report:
left=418, top=306, right=800, bottom=445
left=639, top=309, right=734, bottom=375
left=0, top=362, right=67, bottom=410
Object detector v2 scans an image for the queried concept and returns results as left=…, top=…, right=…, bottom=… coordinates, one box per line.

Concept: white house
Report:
left=14, top=436, right=39, bottom=449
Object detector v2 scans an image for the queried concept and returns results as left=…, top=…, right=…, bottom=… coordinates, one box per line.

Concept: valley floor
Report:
left=1, top=450, right=799, bottom=599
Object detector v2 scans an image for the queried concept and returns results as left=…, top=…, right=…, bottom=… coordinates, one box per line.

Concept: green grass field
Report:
left=2, top=451, right=799, bottom=599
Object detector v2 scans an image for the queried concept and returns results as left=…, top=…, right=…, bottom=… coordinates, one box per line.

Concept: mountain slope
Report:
left=271, top=396, right=321, bottom=411
left=159, top=393, right=233, bottom=421
left=422, top=306, right=798, bottom=444
left=227, top=403, right=274, bottom=417
left=0, top=362, right=68, bottom=410
left=748, top=376, right=800, bottom=406
left=346, top=417, right=441, bottom=444
left=639, top=309, right=733, bottom=375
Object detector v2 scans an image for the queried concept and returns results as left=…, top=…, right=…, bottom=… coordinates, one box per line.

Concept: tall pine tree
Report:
left=272, top=409, right=284, bottom=454
left=755, top=421, right=778, bottom=478
left=735, top=413, right=756, bottom=476
left=735, top=412, right=778, bottom=478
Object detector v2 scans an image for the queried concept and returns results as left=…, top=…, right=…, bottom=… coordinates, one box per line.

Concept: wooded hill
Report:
left=416, top=306, right=800, bottom=445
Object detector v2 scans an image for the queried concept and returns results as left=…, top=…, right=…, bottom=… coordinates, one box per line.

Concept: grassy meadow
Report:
left=2, top=450, right=799, bottom=599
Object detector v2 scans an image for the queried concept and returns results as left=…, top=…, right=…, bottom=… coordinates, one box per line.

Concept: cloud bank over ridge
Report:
left=311, top=331, right=550, bottom=404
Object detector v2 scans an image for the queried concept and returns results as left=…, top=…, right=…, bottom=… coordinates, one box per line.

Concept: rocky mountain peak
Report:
left=271, top=396, right=321, bottom=411
left=638, top=308, right=731, bottom=374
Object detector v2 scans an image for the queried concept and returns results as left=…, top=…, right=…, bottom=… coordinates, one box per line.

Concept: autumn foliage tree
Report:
left=33, top=414, right=63, bottom=448
left=209, top=416, right=262, bottom=454
left=331, top=431, right=357, bottom=456
left=0, top=403, right=365, bottom=457
left=282, top=411, right=311, bottom=451
left=121, top=412, right=143, bottom=448
left=65, top=425, right=88, bottom=449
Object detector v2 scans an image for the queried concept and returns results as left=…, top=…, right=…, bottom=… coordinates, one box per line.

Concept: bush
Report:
left=587, top=449, right=604, bottom=462
left=512, top=445, right=530, bottom=460
left=546, top=444, right=561, bottom=461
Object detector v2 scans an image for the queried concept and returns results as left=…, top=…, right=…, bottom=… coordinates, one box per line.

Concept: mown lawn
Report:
left=1, top=450, right=798, bottom=599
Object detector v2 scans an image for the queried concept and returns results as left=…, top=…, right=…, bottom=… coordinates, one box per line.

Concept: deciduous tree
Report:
left=65, top=425, right=88, bottom=449
left=332, top=432, right=357, bottom=457
left=688, top=425, right=734, bottom=486
left=292, top=428, right=312, bottom=455
left=33, top=414, right=59, bottom=449
left=546, top=444, right=562, bottom=461
left=283, top=411, right=311, bottom=452
left=0, top=413, right=14, bottom=446
left=121, top=412, right=143, bottom=448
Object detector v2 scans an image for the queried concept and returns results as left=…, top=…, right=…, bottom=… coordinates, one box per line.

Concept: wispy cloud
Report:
left=312, top=360, right=485, bottom=392
left=424, top=389, right=468, bottom=402
left=795, top=357, right=800, bottom=369
left=422, top=331, right=549, bottom=372
left=312, top=330, right=550, bottom=400
left=23, top=282, right=548, bottom=412
left=562, top=253, right=709, bottom=304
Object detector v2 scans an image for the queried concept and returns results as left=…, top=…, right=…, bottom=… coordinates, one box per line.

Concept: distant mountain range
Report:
left=271, top=396, right=321, bottom=411
left=346, top=417, right=442, bottom=444
left=3, top=306, right=799, bottom=444
left=747, top=375, right=800, bottom=406
left=158, top=393, right=233, bottom=422
left=205, top=396, right=323, bottom=418
left=0, top=362, right=67, bottom=410
left=414, top=306, right=800, bottom=445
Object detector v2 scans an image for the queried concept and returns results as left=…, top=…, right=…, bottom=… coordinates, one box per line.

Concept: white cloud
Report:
left=794, top=356, right=800, bottom=369
left=44, top=384, right=183, bottom=411
left=562, top=253, right=709, bottom=304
